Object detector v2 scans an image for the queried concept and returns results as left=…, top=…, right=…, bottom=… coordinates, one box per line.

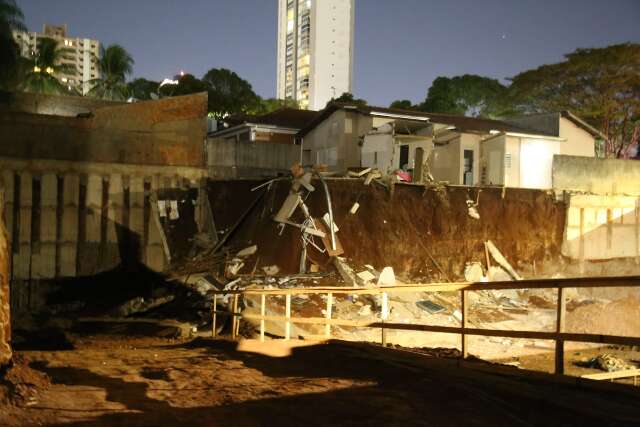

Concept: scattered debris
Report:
left=377, top=267, right=396, bottom=286
left=348, top=167, right=372, bottom=177
left=416, top=300, right=446, bottom=314
left=262, top=265, right=280, bottom=276
left=464, top=262, right=485, bottom=282
left=349, top=202, right=360, bottom=215
left=588, top=354, right=635, bottom=372
left=334, top=257, right=358, bottom=286
left=485, top=240, right=523, bottom=280
left=236, top=245, right=257, bottom=258
left=356, top=270, right=376, bottom=285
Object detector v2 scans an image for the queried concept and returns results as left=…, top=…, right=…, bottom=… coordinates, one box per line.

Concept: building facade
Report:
left=12, top=24, right=101, bottom=95
left=276, top=0, right=355, bottom=111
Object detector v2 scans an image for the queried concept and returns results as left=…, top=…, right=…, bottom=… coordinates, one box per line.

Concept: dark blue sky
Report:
left=18, top=0, right=640, bottom=107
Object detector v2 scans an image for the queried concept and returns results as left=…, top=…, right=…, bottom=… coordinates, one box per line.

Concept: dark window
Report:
left=399, top=145, right=409, bottom=170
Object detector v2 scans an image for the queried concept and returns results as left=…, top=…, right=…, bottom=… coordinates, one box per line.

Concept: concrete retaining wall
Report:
left=562, top=194, right=640, bottom=261
left=553, top=155, right=640, bottom=195
left=0, top=158, right=207, bottom=313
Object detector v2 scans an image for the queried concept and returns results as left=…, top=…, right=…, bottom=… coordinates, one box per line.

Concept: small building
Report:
left=207, top=108, right=319, bottom=179
left=298, top=104, right=602, bottom=189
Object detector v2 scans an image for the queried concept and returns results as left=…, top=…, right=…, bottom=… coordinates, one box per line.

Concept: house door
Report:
left=463, top=150, right=474, bottom=185
left=399, top=145, right=409, bottom=170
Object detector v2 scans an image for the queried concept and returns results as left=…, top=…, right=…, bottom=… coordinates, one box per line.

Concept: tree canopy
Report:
left=328, top=92, right=367, bottom=108
left=0, top=0, right=25, bottom=89
left=389, top=99, right=415, bottom=110
left=88, top=44, right=134, bottom=100
left=20, top=38, right=76, bottom=95
left=127, top=77, right=160, bottom=100
left=202, top=68, right=260, bottom=119
left=508, top=43, right=640, bottom=157
left=419, top=74, right=508, bottom=118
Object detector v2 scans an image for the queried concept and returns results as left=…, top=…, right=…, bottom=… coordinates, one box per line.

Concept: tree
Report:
left=328, top=92, right=367, bottom=107
left=419, top=75, right=508, bottom=117
left=0, top=0, right=25, bottom=89
left=158, top=73, right=208, bottom=98
left=508, top=43, right=640, bottom=157
left=202, top=68, right=260, bottom=119
left=20, top=38, right=77, bottom=95
left=127, top=78, right=160, bottom=100
left=254, top=97, right=300, bottom=114
left=389, top=99, right=415, bottom=110
left=87, top=44, right=134, bottom=101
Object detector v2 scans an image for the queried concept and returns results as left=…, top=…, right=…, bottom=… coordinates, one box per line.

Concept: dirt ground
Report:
left=1, top=326, right=639, bottom=426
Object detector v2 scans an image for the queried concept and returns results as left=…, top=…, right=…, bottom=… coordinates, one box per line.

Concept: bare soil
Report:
left=0, top=327, right=639, bottom=426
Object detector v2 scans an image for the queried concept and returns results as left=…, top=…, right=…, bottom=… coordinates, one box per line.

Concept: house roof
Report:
left=297, top=103, right=549, bottom=137
left=504, top=111, right=606, bottom=140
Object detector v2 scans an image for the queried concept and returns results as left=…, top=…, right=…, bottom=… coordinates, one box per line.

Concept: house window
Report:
left=399, top=145, right=409, bottom=170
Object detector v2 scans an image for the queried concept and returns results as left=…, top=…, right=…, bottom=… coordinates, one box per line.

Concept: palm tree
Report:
left=0, top=0, right=26, bottom=89
left=20, top=37, right=77, bottom=94
left=87, top=44, right=134, bottom=101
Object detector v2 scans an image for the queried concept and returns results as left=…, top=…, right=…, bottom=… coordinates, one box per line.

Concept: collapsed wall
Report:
left=205, top=179, right=572, bottom=281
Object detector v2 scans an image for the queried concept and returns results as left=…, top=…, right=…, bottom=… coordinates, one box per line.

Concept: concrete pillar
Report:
left=145, top=176, right=165, bottom=272
left=85, top=174, right=103, bottom=244
left=59, top=174, right=79, bottom=277
left=106, top=173, right=123, bottom=243
left=129, top=176, right=145, bottom=239
left=33, top=173, right=57, bottom=279
left=13, top=172, right=32, bottom=280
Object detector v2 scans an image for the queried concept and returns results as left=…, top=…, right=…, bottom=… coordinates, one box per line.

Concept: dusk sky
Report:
left=18, top=0, right=640, bottom=107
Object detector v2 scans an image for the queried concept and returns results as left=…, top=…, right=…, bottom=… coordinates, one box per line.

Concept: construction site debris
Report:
left=357, top=270, right=376, bottom=285
left=486, top=240, right=523, bottom=280
left=236, top=245, right=258, bottom=258
left=464, top=262, right=485, bottom=282
left=364, top=170, right=382, bottom=186
left=416, top=300, right=445, bottom=314
left=349, top=202, right=360, bottom=215
left=587, top=354, right=636, bottom=372
left=334, top=257, right=358, bottom=286
left=262, top=265, right=280, bottom=276
left=377, top=267, right=396, bottom=286
left=348, top=167, right=372, bottom=178
left=467, top=199, right=480, bottom=220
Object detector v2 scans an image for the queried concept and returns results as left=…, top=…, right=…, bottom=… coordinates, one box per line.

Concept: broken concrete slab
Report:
left=464, top=262, right=484, bottom=282
left=236, top=245, right=258, bottom=258
left=334, top=257, right=358, bottom=287
left=357, top=270, right=376, bottom=285
left=377, top=267, right=396, bottom=286
left=486, top=240, right=523, bottom=280
left=274, top=193, right=301, bottom=223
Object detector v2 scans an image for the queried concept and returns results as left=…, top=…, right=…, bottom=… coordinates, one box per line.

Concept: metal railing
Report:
left=211, top=276, right=640, bottom=375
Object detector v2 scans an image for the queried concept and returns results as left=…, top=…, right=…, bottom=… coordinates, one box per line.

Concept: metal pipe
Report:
left=316, top=172, right=336, bottom=251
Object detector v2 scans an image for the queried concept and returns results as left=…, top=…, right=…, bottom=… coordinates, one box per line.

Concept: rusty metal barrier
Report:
left=211, top=276, right=640, bottom=375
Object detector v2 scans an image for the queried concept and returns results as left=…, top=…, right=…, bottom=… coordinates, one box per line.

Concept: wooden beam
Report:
left=581, top=369, right=640, bottom=381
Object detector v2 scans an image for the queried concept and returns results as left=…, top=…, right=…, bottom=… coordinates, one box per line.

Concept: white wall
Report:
left=558, top=117, right=596, bottom=157
left=309, top=0, right=354, bottom=110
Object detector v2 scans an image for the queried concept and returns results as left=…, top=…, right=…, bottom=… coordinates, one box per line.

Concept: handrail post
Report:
left=232, top=294, right=239, bottom=340
left=285, top=294, right=291, bottom=340
left=325, top=292, right=333, bottom=339
left=381, top=292, right=389, bottom=347
left=555, top=286, right=567, bottom=375
left=461, top=289, right=468, bottom=359
left=260, top=294, right=266, bottom=342
left=212, top=294, right=217, bottom=338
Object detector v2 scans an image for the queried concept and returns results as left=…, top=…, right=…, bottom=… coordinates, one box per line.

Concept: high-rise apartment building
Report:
left=12, top=24, right=101, bottom=95
left=277, top=0, right=355, bottom=111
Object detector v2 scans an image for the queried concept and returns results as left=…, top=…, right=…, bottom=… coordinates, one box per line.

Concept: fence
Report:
left=211, top=276, right=640, bottom=376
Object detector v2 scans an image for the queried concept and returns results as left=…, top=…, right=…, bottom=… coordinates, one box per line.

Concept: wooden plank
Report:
left=581, top=369, right=640, bottom=381
left=325, top=292, right=333, bottom=339
left=285, top=294, right=291, bottom=341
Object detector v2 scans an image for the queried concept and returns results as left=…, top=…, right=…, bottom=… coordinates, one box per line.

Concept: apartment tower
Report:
left=277, top=0, right=355, bottom=111
left=13, top=24, right=101, bottom=95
